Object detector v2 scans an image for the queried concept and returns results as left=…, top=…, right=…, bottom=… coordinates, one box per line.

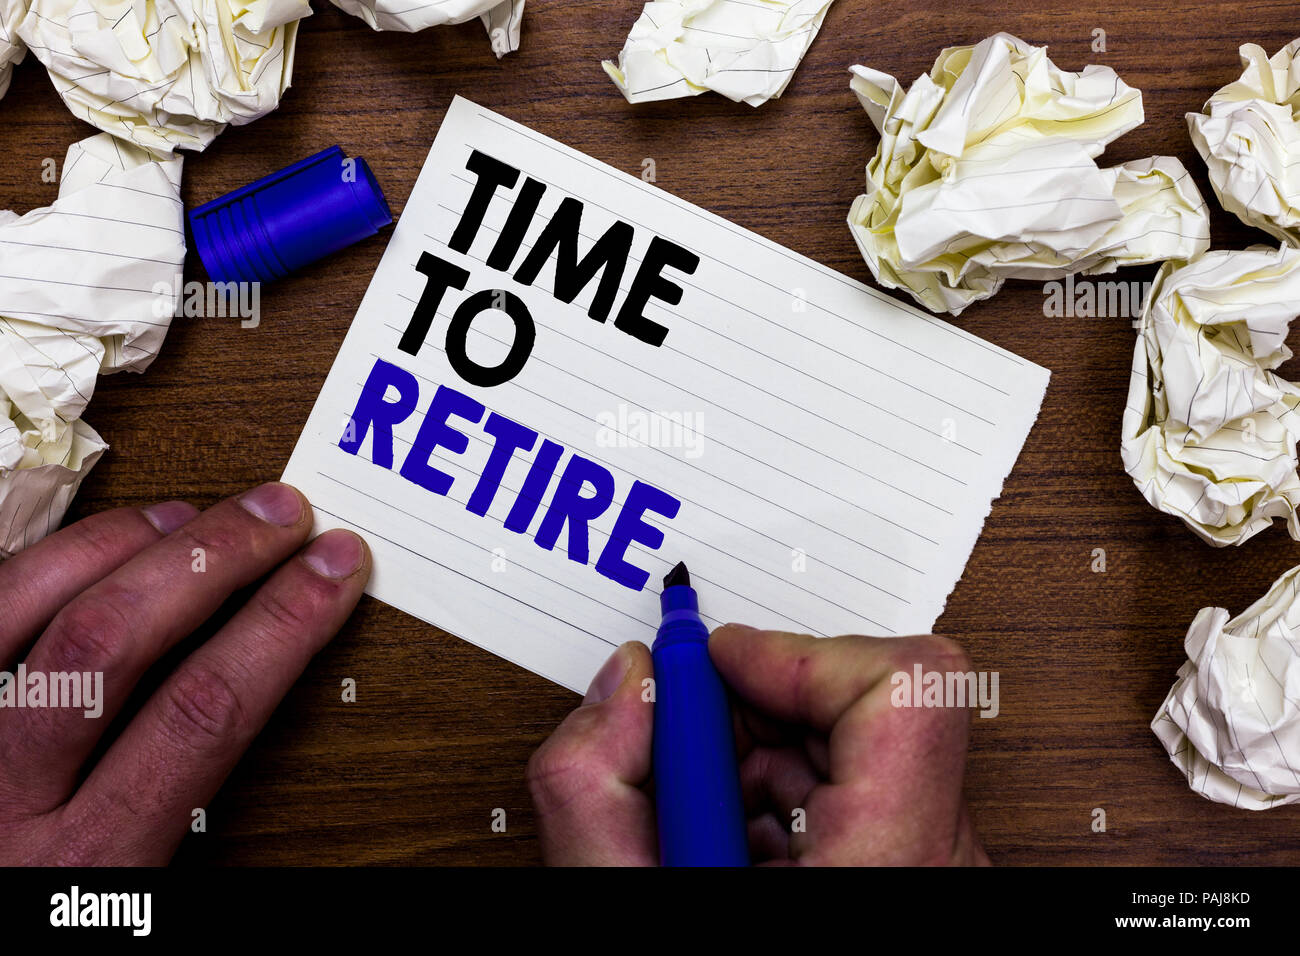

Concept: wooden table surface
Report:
left=4, top=0, right=1299, bottom=865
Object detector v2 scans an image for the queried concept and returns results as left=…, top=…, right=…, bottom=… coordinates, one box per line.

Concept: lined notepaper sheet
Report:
left=282, top=96, right=1050, bottom=693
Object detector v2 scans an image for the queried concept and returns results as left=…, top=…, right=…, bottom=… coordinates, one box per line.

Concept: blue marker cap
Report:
left=188, top=145, right=392, bottom=284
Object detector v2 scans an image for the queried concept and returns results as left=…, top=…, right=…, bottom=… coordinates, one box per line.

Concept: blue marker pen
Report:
left=652, top=561, right=749, bottom=867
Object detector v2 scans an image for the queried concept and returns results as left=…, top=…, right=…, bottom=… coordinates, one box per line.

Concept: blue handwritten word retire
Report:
left=340, top=358, right=682, bottom=591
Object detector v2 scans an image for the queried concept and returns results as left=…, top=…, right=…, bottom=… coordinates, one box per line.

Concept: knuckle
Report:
left=526, top=729, right=602, bottom=814
left=87, top=778, right=152, bottom=825
left=174, top=520, right=245, bottom=565
left=43, top=598, right=134, bottom=673
left=156, top=664, right=247, bottom=749
left=255, top=584, right=321, bottom=638
left=51, top=786, right=156, bottom=865
left=69, top=510, right=138, bottom=565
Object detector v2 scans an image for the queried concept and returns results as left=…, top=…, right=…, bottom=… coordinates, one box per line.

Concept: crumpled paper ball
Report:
left=847, top=32, right=1210, bottom=315
left=331, top=0, right=524, bottom=57
left=1188, top=39, right=1300, bottom=246
left=16, top=0, right=311, bottom=153
left=1153, top=562, right=1300, bottom=809
left=0, top=0, right=27, bottom=99
left=0, top=133, right=184, bottom=557
left=601, top=0, right=834, bottom=107
left=1121, top=245, right=1300, bottom=547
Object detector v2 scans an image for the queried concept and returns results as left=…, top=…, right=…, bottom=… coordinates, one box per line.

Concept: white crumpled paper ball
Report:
left=1121, top=245, right=1300, bottom=547
left=1154, top=563, right=1300, bottom=809
left=16, top=0, right=312, bottom=153
left=0, top=133, right=185, bottom=557
left=601, top=0, right=833, bottom=107
left=0, top=0, right=28, bottom=99
left=847, top=32, right=1210, bottom=315
left=1188, top=39, right=1300, bottom=246
left=330, top=0, right=523, bottom=57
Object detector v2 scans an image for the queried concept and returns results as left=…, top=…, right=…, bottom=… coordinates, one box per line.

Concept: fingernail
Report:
left=239, top=482, right=303, bottom=526
left=583, top=645, right=630, bottom=706
left=302, top=529, right=366, bottom=579
left=142, top=500, right=198, bottom=535
left=722, top=622, right=758, bottom=634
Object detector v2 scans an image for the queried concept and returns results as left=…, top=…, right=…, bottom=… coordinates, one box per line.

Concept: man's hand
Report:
left=0, top=482, right=370, bottom=865
left=527, top=625, right=989, bottom=866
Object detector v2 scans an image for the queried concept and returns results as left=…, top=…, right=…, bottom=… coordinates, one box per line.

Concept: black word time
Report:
left=397, top=150, right=701, bottom=387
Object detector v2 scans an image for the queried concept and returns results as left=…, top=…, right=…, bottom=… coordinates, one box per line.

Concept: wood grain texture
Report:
left=3, top=0, right=1299, bottom=865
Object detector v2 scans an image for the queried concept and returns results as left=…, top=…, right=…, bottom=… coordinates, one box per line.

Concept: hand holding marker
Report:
left=653, top=562, right=749, bottom=866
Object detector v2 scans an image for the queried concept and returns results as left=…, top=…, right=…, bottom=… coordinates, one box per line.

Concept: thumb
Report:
left=526, top=641, right=657, bottom=865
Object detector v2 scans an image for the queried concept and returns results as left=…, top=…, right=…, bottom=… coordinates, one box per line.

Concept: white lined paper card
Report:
left=282, top=96, right=1050, bottom=693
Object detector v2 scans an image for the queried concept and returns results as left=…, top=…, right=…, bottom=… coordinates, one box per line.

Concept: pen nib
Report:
left=663, top=561, right=690, bottom=589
